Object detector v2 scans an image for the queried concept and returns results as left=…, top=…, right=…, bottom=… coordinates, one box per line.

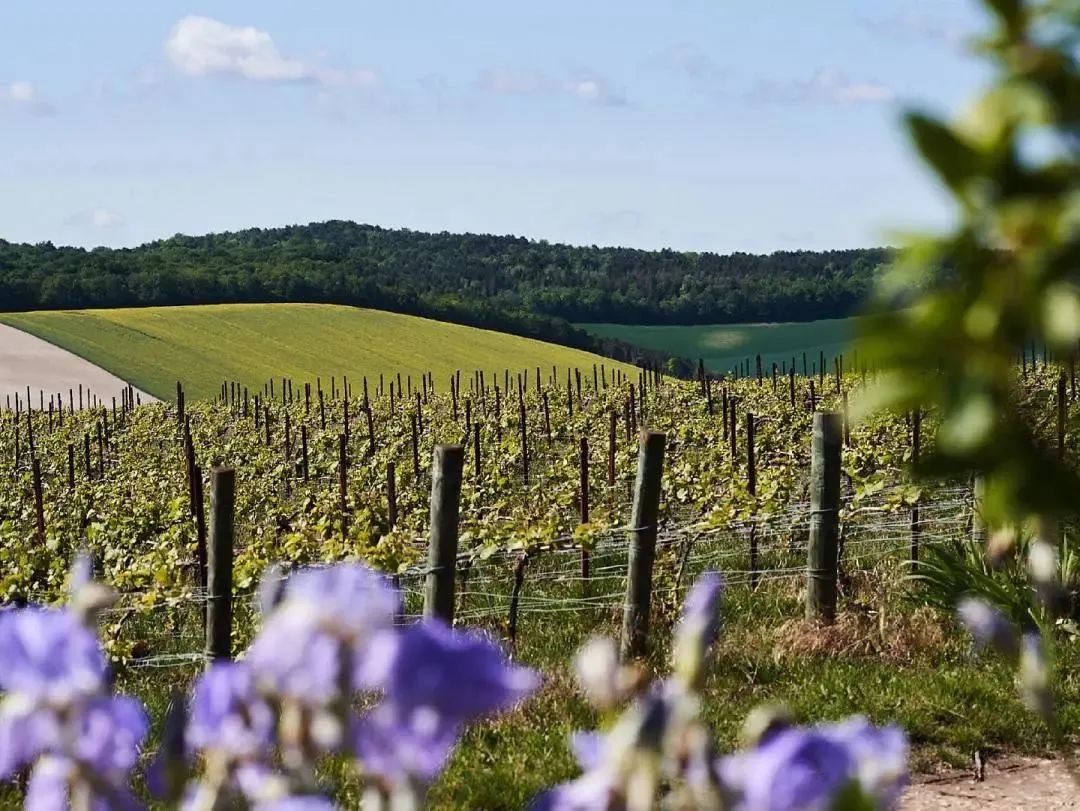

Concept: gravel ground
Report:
left=0, top=322, right=155, bottom=405
left=905, top=757, right=1079, bottom=809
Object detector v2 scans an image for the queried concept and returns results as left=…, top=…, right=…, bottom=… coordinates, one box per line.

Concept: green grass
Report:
left=580, top=316, right=866, bottom=374
left=0, top=304, right=637, bottom=401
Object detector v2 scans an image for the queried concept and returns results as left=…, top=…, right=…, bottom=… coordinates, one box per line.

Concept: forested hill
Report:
left=0, top=221, right=892, bottom=373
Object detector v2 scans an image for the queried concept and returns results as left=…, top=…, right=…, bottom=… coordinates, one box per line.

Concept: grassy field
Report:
left=0, top=304, right=637, bottom=401
left=581, top=316, right=865, bottom=374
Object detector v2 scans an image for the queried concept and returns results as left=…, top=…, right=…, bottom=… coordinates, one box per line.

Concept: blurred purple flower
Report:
left=719, top=729, right=854, bottom=811
left=681, top=571, right=725, bottom=646
left=720, top=719, right=907, bottom=811
left=352, top=702, right=460, bottom=785
left=0, top=607, right=107, bottom=703
left=24, top=755, right=144, bottom=811
left=0, top=702, right=57, bottom=779
left=247, top=610, right=345, bottom=703
left=824, top=717, right=908, bottom=807
left=72, top=696, right=148, bottom=778
left=254, top=797, right=337, bottom=811
left=189, top=662, right=275, bottom=759
left=370, top=620, right=539, bottom=722
left=286, top=563, right=400, bottom=640
left=569, top=731, right=605, bottom=771
left=956, top=598, right=1019, bottom=659
left=530, top=770, right=615, bottom=811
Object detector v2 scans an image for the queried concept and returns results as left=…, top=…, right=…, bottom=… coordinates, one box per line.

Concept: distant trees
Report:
left=0, top=222, right=892, bottom=376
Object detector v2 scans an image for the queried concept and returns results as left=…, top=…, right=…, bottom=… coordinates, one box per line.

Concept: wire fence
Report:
left=67, top=479, right=977, bottom=672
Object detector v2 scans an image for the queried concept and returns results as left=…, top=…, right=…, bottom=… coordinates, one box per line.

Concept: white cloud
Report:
left=752, top=68, right=894, bottom=106
left=477, top=68, right=626, bottom=106
left=1, top=80, right=53, bottom=115
left=7, top=81, right=35, bottom=103
left=164, top=16, right=376, bottom=88
left=65, top=209, right=125, bottom=230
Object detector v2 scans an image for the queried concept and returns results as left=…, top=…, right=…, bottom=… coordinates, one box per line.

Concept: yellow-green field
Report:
left=0, top=304, right=637, bottom=401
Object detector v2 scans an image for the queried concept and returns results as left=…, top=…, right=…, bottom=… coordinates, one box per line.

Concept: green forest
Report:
left=0, top=221, right=892, bottom=374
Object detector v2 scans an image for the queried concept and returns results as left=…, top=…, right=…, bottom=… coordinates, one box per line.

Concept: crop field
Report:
left=2, top=353, right=1078, bottom=807
left=580, top=316, right=864, bottom=375
left=0, top=303, right=637, bottom=402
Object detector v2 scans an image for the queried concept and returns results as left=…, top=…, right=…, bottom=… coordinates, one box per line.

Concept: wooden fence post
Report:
left=194, top=466, right=207, bottom=589
left=339, top=433, right=349, bottom=537
left=424, top=445, right=465, bottom=623
left=620, top=430, right=666, bottom=659
left=579, top=436, right=590, bottom=582
left=746, top=413, right=757, bottom=586
left=206, top=467, right=235, bottom=662
left=910, top=410, right=922, bottom=566
left=387, top=462, right=398, bottom=529
left=1058, top=373, right=1067, bottom=459
left=32, top=458, right=45, bottom=546
left=807, top=412, right=842, bottom=623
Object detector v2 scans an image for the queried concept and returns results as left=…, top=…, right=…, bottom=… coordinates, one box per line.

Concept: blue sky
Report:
left=0, top=1, right=986, bottom=253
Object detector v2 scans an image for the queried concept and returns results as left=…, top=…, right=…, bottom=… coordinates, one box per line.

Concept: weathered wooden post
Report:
left=747, top=413, right=757, bottom=586
left=607, top=409, right=617, bottom=490
left=339, top=433, right=349, bottom=536
left=579, top=436, right=590, bottom=582
left=1058, top=373, right=1067, bottom=460
left=194, top=466, right=208, bottom=588
left=807, top=412, right=842, bottom=623
left=910, top=410, right=922, bottom=566
left=620, top=430, right=666, bottom=659
left=387, top=461, right=398, bottom=529
left=206, top=467, right=235, bottom=662
left=32, top=458, right=45, bottom=546
left=424, top=445, right=465, bottom=623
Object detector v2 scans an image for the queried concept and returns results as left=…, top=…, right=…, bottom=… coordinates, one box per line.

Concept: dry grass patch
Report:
left=772, top=605, right=945, bottom=664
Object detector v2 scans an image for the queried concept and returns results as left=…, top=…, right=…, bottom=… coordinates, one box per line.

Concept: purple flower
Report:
left=673, top=572, right=725, bottom=687
left=352, top=702, right=461, bottom=785
left=681, top=571, right=725, bottom=646
left=0, top=607, right=107, bottom=703
left=189, top=662, right=275, bottom=759
left=823, top=718, right=908, bottom=807
left=719, top=729, right=854, bottom=811
left=370, top=620, right=539, bottom=722
left=569, top=731, right=605, bottom=771
left=720, top=719, right=908, bottom=811
left=24, top=755, right=144, bottom=811
left=956, top=598, right=1019, bottom=658
left=247, top=610, right=346, bottom=703
left=72, top=696, right=148, bottom=778
left=254, top=797, right=337, bottom=811
left=285, top=563, right=400, bottom=640
left=0, top=702, right=57, bottom=779
left=530, top=770, right=615, bottom=811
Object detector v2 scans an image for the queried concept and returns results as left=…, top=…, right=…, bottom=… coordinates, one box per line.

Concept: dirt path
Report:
left=905, top=757, right=1078, bottom=808
left=0, top=322, right=156, bottom=405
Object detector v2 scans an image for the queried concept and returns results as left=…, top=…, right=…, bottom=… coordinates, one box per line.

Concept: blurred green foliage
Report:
left=861, top=0, right=1080, bottom=526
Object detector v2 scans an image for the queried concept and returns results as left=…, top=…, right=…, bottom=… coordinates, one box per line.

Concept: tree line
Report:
left=0, top=221, right=892, bottom=375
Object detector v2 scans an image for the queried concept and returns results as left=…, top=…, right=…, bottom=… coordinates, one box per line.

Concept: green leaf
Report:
left=905, top=112, right=986, bottom=194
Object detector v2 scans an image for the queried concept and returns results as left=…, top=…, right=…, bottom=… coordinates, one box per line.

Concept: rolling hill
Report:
left=581, top=316, right=865, bottom=375
left=0, top=304, right=639, bottom=401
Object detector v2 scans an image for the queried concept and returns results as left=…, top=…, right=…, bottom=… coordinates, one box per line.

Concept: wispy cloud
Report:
left=1, top=80, right=54, bottom=115
left=65, top=209, right=125, bottom=230
left=477, top=68, right=627, bottom=106
left=653, top=43, right=725, bottom=81
left=751, top=68, right=894, bottom=106
left=859, top=9, right=967, bottom=48
left=164, top=16, right=377, bottom=88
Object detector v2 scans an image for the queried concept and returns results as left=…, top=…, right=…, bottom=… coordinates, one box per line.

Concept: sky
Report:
left=0, top=1, right=988, bottom=254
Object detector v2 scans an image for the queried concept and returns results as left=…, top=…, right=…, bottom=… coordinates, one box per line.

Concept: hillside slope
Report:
left=0, top=304, right=638, bottom=401
left=0, top=222, right=891, bottom=375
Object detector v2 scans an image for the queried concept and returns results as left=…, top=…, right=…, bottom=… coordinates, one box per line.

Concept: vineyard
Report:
left=1, top=353, right=1077, bottom=806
